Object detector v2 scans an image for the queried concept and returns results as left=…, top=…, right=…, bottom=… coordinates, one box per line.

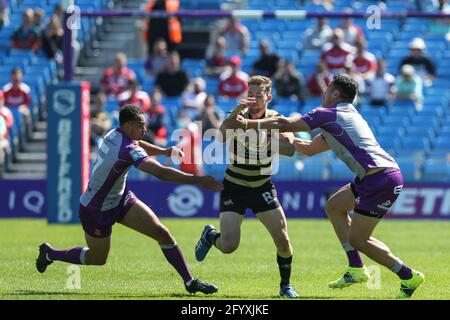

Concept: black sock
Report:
left=207, top=230, right=221, bottom=247
left=277, top=255, right=292, bottom=287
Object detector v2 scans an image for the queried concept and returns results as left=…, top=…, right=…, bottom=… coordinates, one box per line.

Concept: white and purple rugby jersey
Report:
left=80, top=128, right=149, bottom=211
left=301, top=102, right=399, bottom=179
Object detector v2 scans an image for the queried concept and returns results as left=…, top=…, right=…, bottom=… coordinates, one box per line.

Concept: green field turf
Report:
left=0, top=218, right=449, bottom=300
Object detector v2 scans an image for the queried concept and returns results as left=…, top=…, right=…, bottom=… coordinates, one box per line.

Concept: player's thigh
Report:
left=325, top=183, right=356, bottom=214
left=219, top=211, right=244, bottom=245
left=349, top=212, right=381, bottom=246
left=84, top=232, right=111, bottom=263
left=256, top=207, right=290, bottom=246
left=120, top=200, right=174, bottom=244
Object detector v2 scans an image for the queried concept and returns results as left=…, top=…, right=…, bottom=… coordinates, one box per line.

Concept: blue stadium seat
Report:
left=382, top=116, right=410, bottom=128
left=387, top=105, right=415, bottom=118
left=406, top=126, right=435, bottom=140
left=422, top=159, right=450, bottom=182
left=433, top=136, right=450, bottom=150
left=401, top=136, right=431, bottom=152
left=105, top=98, right=119, bottom=113
left=295, top=157, right=327, bottom=181
left=329, top=160, right=354, bottom=181
left=378, top=137, right=401, bottom=152
left=377, top=126, right=405, bottom=139
left=396, top=157, right=418, bottom=182
left=217, top=97, right=238, bottom=114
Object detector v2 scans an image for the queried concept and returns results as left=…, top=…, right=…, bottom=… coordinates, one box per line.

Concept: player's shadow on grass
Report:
left=269, top=295, right=335, bottom=300
left=111, top=292, right=219, bottom=299
left=8, top=290, right=94, bottom=297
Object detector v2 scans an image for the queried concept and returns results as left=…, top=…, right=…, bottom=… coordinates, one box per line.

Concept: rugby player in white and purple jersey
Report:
left=36, top=105, right=222, bottom=295
left=230, top=75, right=425, bottom=298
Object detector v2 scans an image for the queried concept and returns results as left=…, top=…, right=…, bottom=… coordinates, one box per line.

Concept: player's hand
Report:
left=196, top=176, right=224, bottom=192
left=227, top=115, right=248, bottom=129
left=230, top=97, right=256, bottom=116
left=167, top=146, right=184, bottom=159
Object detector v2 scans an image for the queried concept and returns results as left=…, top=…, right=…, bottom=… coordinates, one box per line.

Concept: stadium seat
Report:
left=433, top=136, right=450, bottom=150
left=329, top=160, right=353, bottom=181
left=401, top=136, right=431, bottom=152
left=396, top=157, right=418, bottom=182
left=422, top=159, right=450, bottom=182
left=406, top=127, right=435, bottom=140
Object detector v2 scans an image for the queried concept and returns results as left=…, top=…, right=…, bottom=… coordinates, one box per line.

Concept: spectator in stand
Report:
left=307, top=61, right=332, bottom=97
left=176, top=110, right=204, bottom=175
left=0, top=113, right=6, bottom=172
left=393, top=64, right=424, bottom=111
left=181, top=77, right=207, bottom=120
left=320, top=28, right=355, bottom=72
left=427, top=0, right=450, bottom=36
left=353, top=40, right=377, bottom=80
left=339, top=8, right=365, bottom=46
left=0, top=0, right=9, bottom=29
left=399, top=37, right=436, bottom=86
left=204, top=35, right=230, bottom=78
left=53, top=3, right=64, bottom=21
left=155, top=51, right=190, bottom=97
left=41, top=15, right=64, bottom=63
left=33, top=8, right=45, bottom=34
left=0, top=90, right=14, bottom=140
left=118, top=80, right=151, bottom=112
left=274, top=60, right=305, bottom=105
left=342, top=62, right=365, bottom=106
left=90, top=92, right=112, bottom=150
left=218, top=55, right=249, bottom=98
left=2, top=68, right=32, bottom=119
left=100, top=52, right=137, bottom=97
left=218, top=16, right=250, bottom=56
left=145, top=89, right=167, bottom=146
left=10, top=8, right=40, bottom=51
left=367, top=59, right=395, bottom=107
left=251, top=40, right=280, bottom=78
left=303, top=17, right=333, bottom=50
left=143, top=0, right=182, bottom=54
left=145, top=38, right=170, bottom=76
left=197, top=95, right=223, bottom=134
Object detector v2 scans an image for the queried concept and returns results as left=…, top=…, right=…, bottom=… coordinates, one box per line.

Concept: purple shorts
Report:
left=351, top=168, right=403, bottom=219
left=79, top=190, right=138, bottom=238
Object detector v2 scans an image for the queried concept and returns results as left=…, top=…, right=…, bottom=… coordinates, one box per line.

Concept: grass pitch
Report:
left=0, top=218, right=448, bottom=300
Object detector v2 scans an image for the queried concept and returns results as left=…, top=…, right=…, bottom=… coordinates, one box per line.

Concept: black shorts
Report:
left=220, top=179, right=281, bottom=215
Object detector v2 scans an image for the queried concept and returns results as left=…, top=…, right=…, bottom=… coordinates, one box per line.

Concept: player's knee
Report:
left=220, top=237, right=239, bottom=254
left=349, top=235, right=367, bottom=250
left=221, top=244, right=238, bottom=254
left=154, top=224, right=174, bottom=243
left=275, top=236, right=291, bottom=254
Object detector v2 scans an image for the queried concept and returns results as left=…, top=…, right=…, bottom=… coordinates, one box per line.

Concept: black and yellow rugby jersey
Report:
left=225, top=108, right=280, bottom=188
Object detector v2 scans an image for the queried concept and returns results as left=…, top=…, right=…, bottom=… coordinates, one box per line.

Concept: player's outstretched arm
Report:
left=294, top=134, right=330, bottom=156
left=138, top=140, right=184, bottom=158
left=228, top=114, right=311, bottom=133
left=137, top=157, right=223, bottom=192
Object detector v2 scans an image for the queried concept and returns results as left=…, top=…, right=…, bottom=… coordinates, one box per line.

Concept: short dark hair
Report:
left=11, top=67, right=22, bottom=75
left=331, top=75, right=358, bottom=103
left=119, top=105, right=144, bottom=126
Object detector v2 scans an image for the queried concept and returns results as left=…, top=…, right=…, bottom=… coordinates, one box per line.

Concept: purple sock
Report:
left=396, top=264, right=413, bottom=280
left=48, top=247, right=87, bottom=265
left=343, top=243, right=364, bottom=268
left=161, top=244, right=193, bottom=283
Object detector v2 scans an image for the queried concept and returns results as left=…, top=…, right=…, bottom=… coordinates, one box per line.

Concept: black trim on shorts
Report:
left=225, top=169, right=271, bottom=181
left=350, top=182, right=358, bottom=198
left=353, top=209, right=384, bottom=219
left=232, top=162, right=272, bottom=170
